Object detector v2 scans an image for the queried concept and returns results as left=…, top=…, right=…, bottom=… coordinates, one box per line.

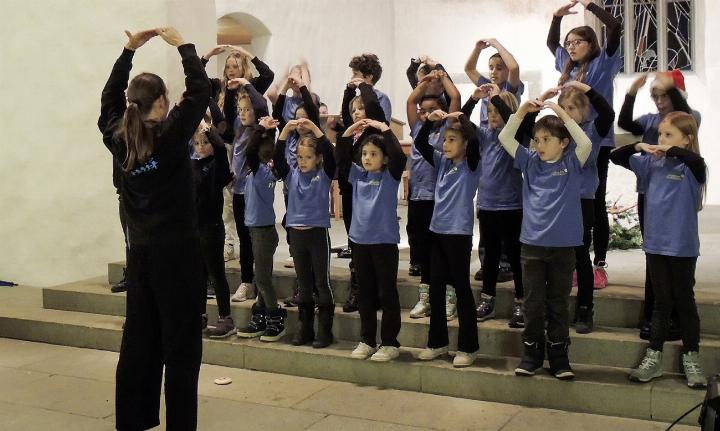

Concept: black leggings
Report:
left=407, top=199, right=435, bottom=284
left=478, top=209, right=523, bottom=299
left=232, top=193, right=254, bottom=283
left=592, top=147, right=611, bottom=265
left=198, top=223, right=231, bottom=317
left=288, top=228, right=333, bottom=306
left=575, top=199, right=595, bottom=309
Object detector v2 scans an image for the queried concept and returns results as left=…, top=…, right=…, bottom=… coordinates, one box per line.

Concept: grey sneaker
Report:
left=207, top=316, right=237, bottom=339
left=682, top=351, right=707, bottom=389
left=410, top=284, right=431, bottom=318
left=629, top=348, right=663, bottom=383
left=476, top=293, right=496, bottom=322
left=446, top=286, right=457, bottom=321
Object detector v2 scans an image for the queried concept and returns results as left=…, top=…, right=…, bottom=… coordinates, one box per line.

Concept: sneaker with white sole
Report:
left=206, top=316, right=237, bottom=339
left=476, top=293, right=496, bottom=322
left=231, top=282, right=253, bottom=302
left=418, top=346, right=449, bottom=361
left=283, top=257, right=294, bottom=268
left=370, top=346, right=400, bottom=362
left=453, top=350, right=478, bottom=368
left=682, top=351, right=707, bottom=389
left=629, top=348, right=663, bottom=383
left=409, top=284, right=431, bottom=318
left=223, top=243, right=235, bottom=262
left=350, top=342, right=377, bottom=359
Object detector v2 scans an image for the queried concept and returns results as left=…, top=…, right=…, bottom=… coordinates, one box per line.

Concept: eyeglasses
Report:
left=564, top=39, right=588, bottom=49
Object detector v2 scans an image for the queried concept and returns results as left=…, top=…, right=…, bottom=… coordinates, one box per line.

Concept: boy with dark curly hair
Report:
left=349, top=53, right=392, bottom=123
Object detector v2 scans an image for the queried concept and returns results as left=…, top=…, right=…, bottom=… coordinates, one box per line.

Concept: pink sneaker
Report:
left=571, top=270, right=578, bottom=288
left=593, top=264, right=608, bottom=289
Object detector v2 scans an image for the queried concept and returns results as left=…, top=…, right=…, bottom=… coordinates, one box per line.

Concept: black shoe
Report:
left=547, top=341, right=574, bottom=380
left=514, top=341, right=545, bottom=376
left=667, top=319, right=682, bottom=342
left=497, top=265, right=513, bottom=283
left=343, top=271, right=359, bottom=313
left=260, top=308, right=287, bottom=342
left=474, top=268, right=483, bottom=281
left=508, top=301, right=525, bottom=328
left=283, top=280, right=300, bottom=308
left=337, top=248, right=352, bottom=259
left=575, top=306, right=594, bottom=334
left=291, top=303, right=315, bottom=346
left=312, top=305, right=334, bottom=348
left=639, top=320, right=651, bottom=340
left=408, top=264, right=421, bottom=277
left=237, top=304, right=266, bottom=338
left=111, top=278, right=128, bottom=293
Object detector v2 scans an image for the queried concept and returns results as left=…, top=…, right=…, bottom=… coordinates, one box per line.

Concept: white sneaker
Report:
left=223, top=243, right=235, bottom=262
left=283, top=257, right=295, bottom=268
left=418, top=346, right=449, bottom=361
left=453, top=350, right=478, bottom=368
left=370, top=346, right=400, bottom=362
left=409, top=283, right=431, bottom=318
left=350, top=342, right=377, bottom=359
left=231, top=283, right=253, bottom=302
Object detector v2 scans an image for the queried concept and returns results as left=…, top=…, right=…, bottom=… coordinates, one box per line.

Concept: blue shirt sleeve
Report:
left=349, top=162, right=363, bottom=186
left=476, top=75, right=491, bottom=87
left=432, top=150, right=444, bottom=169
left=513, top=145, right=531, bottom=172
left=555, top=46, right=569, bottom=72
left=629, top=153, right=651, bottom=183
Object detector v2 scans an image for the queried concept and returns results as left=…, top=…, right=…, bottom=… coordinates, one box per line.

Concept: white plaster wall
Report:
left=0, top=0, right=216, bottom=286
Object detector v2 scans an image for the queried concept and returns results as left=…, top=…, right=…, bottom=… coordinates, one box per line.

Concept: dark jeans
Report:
left=250, top=226, right=279, bottom=309
left=647, top=254, right=700, bottom=353
left=575, top=199, right=596, bottom=309
left=232, top=193, right=254, bottom=283
left=353, top=243, right=401, bottom=347
left=521, top=244, right=575, bottom=344
left=116, top=237, right=204, bottom=431
left=407, top=199, right=434, bottom=284
left=478, top=209, right=523, bottom=299
left=288, top=228, right=333, bottom=306
left=198, top=223, right=231, bottom=317
left=592, top=147, right=611, bottom=265
left=119, top=196, right=129, bottom=262
left=427, top=234, right=478, bottom=353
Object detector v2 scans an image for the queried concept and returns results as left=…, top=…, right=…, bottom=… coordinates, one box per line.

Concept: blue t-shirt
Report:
left=514, top=147, right=583, bottom=247
left=284, top=167, right=331, bottom=228
left=348, top=164, right=400, bottom=244
left=555, top=44, right=622, bottom=148
left=430, top=151, right=481, bottom=235
left=244, top=163, right=277, bottom=227
left=409, top=120, right=446, bottom=201
left=476, top=127, right=523, bottom=211
left=375, top=89, right=393, bottom=123
left=629, top=153, right=701, bottom=257
left=231, top=125, right=251, bottom=194
left=569, top=120, right=603, bottom=199
left=476, top=76, right=525, bottom=127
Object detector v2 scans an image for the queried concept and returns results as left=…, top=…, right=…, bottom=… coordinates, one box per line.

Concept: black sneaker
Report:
left=337, top=248, right=352, bottom=259
left=260, top=308, right=287, bottom=342
left=474, top=268, right=483, bottom=281
left=508, top=301, right=524, bottom=328
left=111, top=278, right=128, bottom=293
left=476, top=294, right=496, bottom=321
left=236, top=304, right=266, bottom=338
left=497, top=265, right=513, bottom=283
left=408, top=264, right=421, bottom=277
left=547, top=341, right=574, bottom=380
left=515, top=341, right=545, bottom=376
left=575, top=306, right=594, bottom=334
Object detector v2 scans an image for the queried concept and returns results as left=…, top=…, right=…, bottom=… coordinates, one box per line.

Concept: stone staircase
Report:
left=1, top=260, right=717, bottom=426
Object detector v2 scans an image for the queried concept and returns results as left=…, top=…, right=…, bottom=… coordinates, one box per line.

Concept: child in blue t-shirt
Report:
left=548, top=0, right=622, bottom=289
left=337, top=118, right=407, bottom=362
left=499, top=99, right=593, bottom=380
left=348, top=53, right=392, bottom=123
left=274, top=118, right=336, bottom=349
left=557, top=81, right=614, bottom=334
left=414, top=110, right=481, bottom=368
left=610, top=112, right=707, bottom=389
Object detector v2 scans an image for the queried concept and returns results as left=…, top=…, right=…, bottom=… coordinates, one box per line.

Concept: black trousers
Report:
left=478, top=209, right=523, bottom=299
left=232, top=193, right=254, bottom=283
left=575, top=199, right=596, bottom=309
left=119, top=196, right=130, bottom=279
left=427, top=234, right=478, bottom=353
left=647, top=254, right=700, bottom=353
left=116, top=236, right=204, bottom=431
left=353, top=243, right=401, bottom=347
left=521, top=244, right=575, bottom=344
left=288, top=228, right=333, bottom=306
left=407, top=199, right=434, bottom=284
left=592, top=147, right=611, bottom=265
left=198, top=223, right=231, bottom=317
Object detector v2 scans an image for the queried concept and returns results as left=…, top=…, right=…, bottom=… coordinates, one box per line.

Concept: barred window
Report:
left=601, top=0, right=693, bottom=73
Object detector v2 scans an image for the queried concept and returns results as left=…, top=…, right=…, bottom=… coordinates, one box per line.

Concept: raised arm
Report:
left=300, top=85, right=321, bottom=127
left=609, top=142, right=640, bottom=170
left=335, top=135, right=354, bottom=180
left=439, top=71, right=461, bottom=113
left=548, top=2, right=579, bottom=55
left=98, top=47, right=135, bottom=148
left=547, top=101, right=592, bottom=166
left=406, top=58, right=420, bottom=88
left=406, top=79, right=430, bottom=127
left=583, top=1, right=622, bottom=56
left=486, top=39, right=521, bottom=90
left=618, top=74, right=647, bottom=135
left=456, top=113, right=481, bottom=171
left=464, top=40, right=486, bottom=85
left=565, top=81, right=614, bottom=137
left=341, top=84, right=356, bottom=129
left=358, top=82, right=387, bottom=123
left=414, top=118, right=439, bottom=167
left=666, top=146, right=706, bottom=183
left=365, top=120, right=406, bottom=181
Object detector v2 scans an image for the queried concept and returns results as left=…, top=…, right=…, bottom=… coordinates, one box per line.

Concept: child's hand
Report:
left=471, top=86, right=490, bottom=101
left=259, top=116, right=279, bottom=130
left=288, top=74, right=302, bottom=88
left=297, top=118, right=323, bottom=137
left=284, top=119, right=300, bottom=132
left=228, top=45, right=253, bottom=58
left=653, top=72, right=675, bottom=91
left=635, top=143, right=665, bottom=158
left=427, top=109, right=447, bottom=122
left=563, top=80, right=591, bottom=93
left=475, top=40, right=490, bottom=50
left=204, top=45, right=227, bottom=59
left=226, top=78, right=249, bottom=90
left=124, top=29, right=158, bottom=50
left=418, top=71, right=438, bottom=86
left=540, top=86, right=562, bottom=101
left=365, top=119, right=390, bottom=132
left=444, top=112, right=464, bottom=120
left=481, top=83, right=501, bottom=98
left=554, top=1, right=579, bottom=17
left=156, top=27, right=184, bottom=47
left=519, top=100, right=544, bottom=115
left=544, top=101, right=567, bottom=118
left=342, top=118, right=369, bottom=137
left=629, top=73, right=649, bottom=95
left=484, top=38, right=499, bottom=48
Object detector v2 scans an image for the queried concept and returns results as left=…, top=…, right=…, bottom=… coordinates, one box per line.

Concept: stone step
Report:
left=43, top=277, right=720, bottom=374
left=0, top=302, right=703, bottom=425
left=108, top=260, right=720, bottom=335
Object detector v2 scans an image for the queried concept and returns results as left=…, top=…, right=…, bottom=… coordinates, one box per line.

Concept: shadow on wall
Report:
left=215, top=12, right=272, bottom=77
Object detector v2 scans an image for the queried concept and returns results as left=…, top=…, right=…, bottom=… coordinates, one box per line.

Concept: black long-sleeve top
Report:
left=406, top=60, right=453, bottom=106
left=192, top=126, right=232, bottom=225
left=461, top=95, right=534, bottom=146
left=336, top=129, right=407, bottom=182
left=273, top=136, right=336, bottom=181
left=341, top=82, right=388, bottom=128
left=98, top=44, right=211, bottom=245
left=221, top=84, right=269, bottom=142
left=618, top=87, right=691, bottom=135
left=272, top=85, right=321, bottom=134
left=202, top=56, right=274, bottom=100
left=586, top=87, right=615, bottom=137
left=610, top=143, right=706, bottom=184
left=547, top=3, right=622, bottom=57
left=415, top=116, right=480, bottom=171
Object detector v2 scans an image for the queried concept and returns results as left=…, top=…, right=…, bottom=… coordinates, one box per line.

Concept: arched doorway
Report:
left=215, top=13, right=272, bottom=79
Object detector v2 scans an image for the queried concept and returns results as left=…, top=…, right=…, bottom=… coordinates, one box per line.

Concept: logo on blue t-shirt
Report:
left=368, top=179, right=381, bottom=186
left=447, top=166, right=459, bottom=176
left=667, top=173, right=684, bottom=181
left=267, top=181, right=275, bottom=188
left=310, top=175, right=320, bottom=183
left=551, top=168, right=568, bottom=177
left=130, top=157, right=158, bottom=177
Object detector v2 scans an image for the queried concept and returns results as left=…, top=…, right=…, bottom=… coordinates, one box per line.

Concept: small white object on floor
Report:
left=214, top=377, right=233, bottom=385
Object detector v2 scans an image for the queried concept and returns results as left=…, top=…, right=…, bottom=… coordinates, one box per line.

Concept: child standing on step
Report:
left=275, top=118, right=336, bottom=349
left=499, top=99, right=592, bottom=380
left=337, top=118, right=407, bottom=362
left=414, top=111, right=481, bottom=368
left=236, top=117, right=288, bottom=342
left=610, top=112, right=707, bottom=389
